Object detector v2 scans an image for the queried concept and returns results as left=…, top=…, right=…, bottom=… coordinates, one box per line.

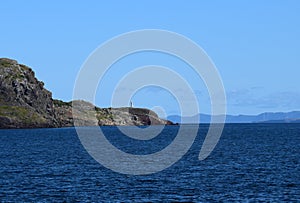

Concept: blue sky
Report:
left=1, top=1, right=299, bottom=115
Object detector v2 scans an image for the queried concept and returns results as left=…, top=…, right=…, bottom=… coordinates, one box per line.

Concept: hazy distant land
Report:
left=168, top=112, right=300, bottom=124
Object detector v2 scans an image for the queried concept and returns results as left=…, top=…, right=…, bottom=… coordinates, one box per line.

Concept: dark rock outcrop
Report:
left=0, top=58, right=175, bottom=129
left=0, top=58, right=58, bottom=128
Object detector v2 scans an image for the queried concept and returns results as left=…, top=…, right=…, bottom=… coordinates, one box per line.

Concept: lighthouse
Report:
left=130, top=100, right=133, bottom=108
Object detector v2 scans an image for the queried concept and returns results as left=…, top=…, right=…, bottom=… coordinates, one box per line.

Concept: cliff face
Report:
left=0, top=58, right=174, bottom=129
left=0, top=58, right=58, bottom=128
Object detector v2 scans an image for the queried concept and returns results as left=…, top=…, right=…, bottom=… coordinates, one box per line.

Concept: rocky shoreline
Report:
left=0, top=58, right=175, bottom=129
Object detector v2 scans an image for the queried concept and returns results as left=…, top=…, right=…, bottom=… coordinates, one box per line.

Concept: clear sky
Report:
left=1, top=1, right=299, bottom=116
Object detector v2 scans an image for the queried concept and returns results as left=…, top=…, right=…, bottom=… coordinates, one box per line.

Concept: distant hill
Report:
left=168, top=111, right=300, bottom=124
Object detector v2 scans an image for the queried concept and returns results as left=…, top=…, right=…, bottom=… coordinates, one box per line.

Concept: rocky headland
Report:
left=0, top=58, right=174, bottom=129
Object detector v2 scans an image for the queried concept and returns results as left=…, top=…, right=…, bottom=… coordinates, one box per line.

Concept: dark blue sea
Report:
left=0, top=124, right=299, bottom=202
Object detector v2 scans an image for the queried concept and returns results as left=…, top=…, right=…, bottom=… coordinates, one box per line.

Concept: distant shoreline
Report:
left=167, top=112, right=300, bottom=124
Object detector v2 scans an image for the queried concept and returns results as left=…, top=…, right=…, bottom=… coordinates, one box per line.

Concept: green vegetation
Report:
left=0, top=60, right=13, bottom=68
left=94, top=107, right=113, bottom=120
left=19, top=64, right=31, bottom=71
left=4, top=73, right=25, bottom=80
left=0, top=106, right=46, bottom=124
left=53, top=99, right=72, bottom=107
left=96, top=114, right=114, bottom=120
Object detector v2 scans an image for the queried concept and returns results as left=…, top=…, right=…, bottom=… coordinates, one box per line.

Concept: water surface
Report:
left=0, top=124, right=299, bottom=202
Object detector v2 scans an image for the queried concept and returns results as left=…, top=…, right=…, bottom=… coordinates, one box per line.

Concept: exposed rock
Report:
left=0, top=58, right=58, bottom=128
left=54, top=100, right=173, bottom=127
left=54, top=100, right=99, bottom=127
left=0, top=58, right=175, bottom=128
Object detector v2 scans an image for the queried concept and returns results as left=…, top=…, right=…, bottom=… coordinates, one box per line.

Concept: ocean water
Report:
left=0, top=124, right=299, bottom=202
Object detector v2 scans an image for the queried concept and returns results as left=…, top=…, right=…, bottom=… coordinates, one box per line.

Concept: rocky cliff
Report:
left=0, top=58, right=174, bottom=128
left=0, top=58, right=58, bottom=128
